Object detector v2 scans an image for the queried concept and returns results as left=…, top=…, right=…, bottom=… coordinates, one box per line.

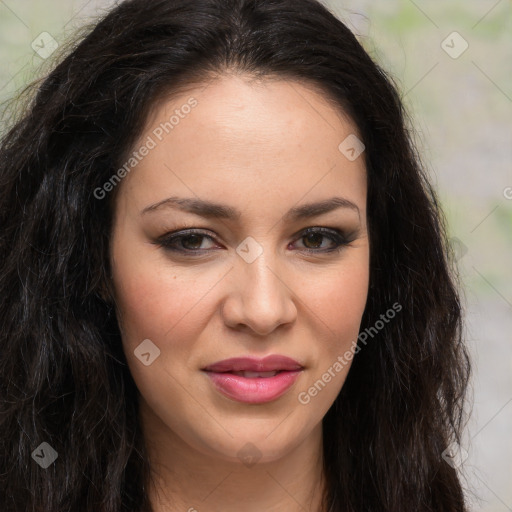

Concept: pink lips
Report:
left=202, top=355, right=303, bottom=404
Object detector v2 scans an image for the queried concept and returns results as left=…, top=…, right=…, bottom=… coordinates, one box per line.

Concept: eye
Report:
left=155, top=229, right=219, bottom=253
left=154, top=226, right=353, bottom=256
left=292, top=227, right=350, bottom=254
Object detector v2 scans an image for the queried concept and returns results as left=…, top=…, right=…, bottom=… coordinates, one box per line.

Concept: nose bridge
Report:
left=243, top=246, right=281, bottom=293
left=238, top=236, right=286, bottom=302
left=223, top=235, right=297, bottom=334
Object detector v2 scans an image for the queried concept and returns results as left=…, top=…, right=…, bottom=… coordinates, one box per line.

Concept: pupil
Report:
left=183, top=235, right=202, bottom=249
left=304, top=233, right=322, bottom=248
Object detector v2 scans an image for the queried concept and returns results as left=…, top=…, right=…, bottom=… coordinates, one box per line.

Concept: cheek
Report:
left=292, top=262, right=369, bottom=429
left=305, top=258, right=369, bottom=341
left=112, top=259, right=218, bottom=349
left=111, top=259, right=217, bottom=417
left=299, top=256, right=369, bottom=393
left=325, top=269, right=367, bottom=321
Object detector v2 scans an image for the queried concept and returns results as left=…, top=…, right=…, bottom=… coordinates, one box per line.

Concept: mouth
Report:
left=202, top=355, right=304, bottom=404
left=227, top=370, right=283, bottom=378
left=202, top=354, right=303, bottom=373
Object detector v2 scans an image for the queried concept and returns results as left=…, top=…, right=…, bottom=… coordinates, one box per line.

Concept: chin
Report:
left=188, top=416, right=319, bottom=466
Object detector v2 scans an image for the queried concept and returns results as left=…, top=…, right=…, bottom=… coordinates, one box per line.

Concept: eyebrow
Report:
left=141, top=195, right=360, bottom=221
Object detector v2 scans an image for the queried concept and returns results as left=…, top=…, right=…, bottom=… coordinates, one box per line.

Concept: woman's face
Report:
left=110, top=74, right=369, bottom=464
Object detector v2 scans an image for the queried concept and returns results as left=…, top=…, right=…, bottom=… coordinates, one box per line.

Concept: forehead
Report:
left=116, top=74, right=366, bottom=216
left=142, top=73, right=360, bottom=152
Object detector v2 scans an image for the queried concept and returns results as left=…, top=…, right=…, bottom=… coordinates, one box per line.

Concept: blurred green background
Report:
left=1, top=0, right=511, bottom=509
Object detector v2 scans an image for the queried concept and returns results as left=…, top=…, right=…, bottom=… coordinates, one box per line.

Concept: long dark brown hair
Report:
left=0, top=0, right=471, bottom=510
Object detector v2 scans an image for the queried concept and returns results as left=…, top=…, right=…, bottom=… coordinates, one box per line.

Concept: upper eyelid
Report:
left=157, top=226, right=350, bottom=249
left=160, top=225, right=346, bottom=239
left=162, top=224, right=347, bottom=235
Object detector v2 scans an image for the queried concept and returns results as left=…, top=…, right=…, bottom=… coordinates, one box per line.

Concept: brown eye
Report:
left=302, top=232, right=326, bottom=249
left=295, top=227, right=350, bottom=253
left=156, top=229, right=219, bottom=254
left=155, top=227, right=352, bottom=257
left=179, top=234, right=207, bottom=250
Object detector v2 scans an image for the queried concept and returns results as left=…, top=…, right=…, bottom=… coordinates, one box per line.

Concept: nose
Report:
left=221, top=250, right=298, bottom=336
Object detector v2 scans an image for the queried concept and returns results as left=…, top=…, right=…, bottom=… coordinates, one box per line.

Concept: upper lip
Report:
left=202, top=355, right=303, bottom=373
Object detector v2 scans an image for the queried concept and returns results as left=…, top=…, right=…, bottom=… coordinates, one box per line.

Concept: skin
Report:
left=110, top=73, right=369, bottom=512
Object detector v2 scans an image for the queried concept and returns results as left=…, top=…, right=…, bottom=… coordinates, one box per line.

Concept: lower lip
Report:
left=203, top=370, right=302, bottom=404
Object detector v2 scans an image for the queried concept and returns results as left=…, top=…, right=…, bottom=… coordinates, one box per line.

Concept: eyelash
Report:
left=154, top=227, right=353, bottom=256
